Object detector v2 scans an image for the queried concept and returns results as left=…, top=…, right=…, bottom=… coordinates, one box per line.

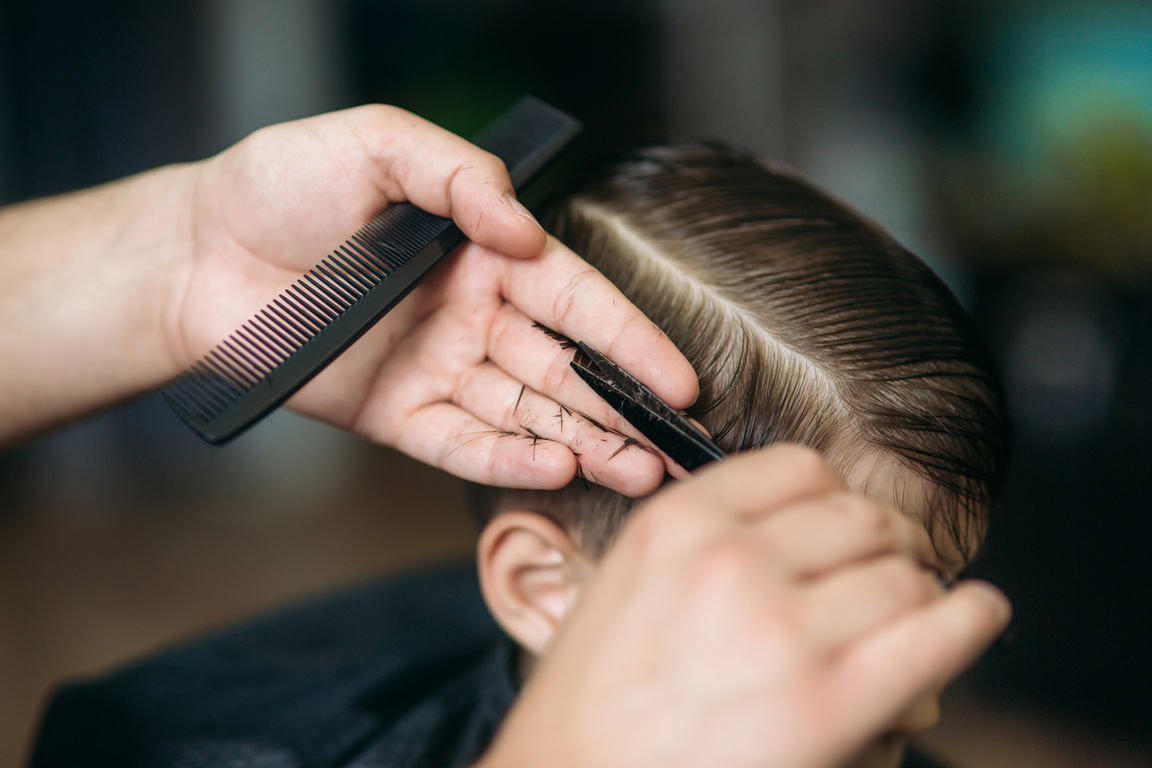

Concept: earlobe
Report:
left=477, top=512, right=592, bottom=656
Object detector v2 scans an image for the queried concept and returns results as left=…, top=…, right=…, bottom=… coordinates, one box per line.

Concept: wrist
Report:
left=0, top=162, right=199, bottom=443
left=88, top=161, right=201, bottom=391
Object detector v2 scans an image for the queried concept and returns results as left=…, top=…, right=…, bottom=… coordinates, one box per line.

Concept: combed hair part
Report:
left=472, top=142, right=1011, bottom=564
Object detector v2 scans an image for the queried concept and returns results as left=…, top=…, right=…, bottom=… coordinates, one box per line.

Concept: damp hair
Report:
left=470, top=142, right=1011, bottom=564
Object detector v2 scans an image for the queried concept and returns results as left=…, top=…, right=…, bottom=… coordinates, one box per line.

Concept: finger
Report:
left=484, top=301, right=696, bottom=485
left=645, top=446, right=847, bottom=526
left=347, top=105, right=547, bottom=259
left=453, top=360, right=668, bottom=497
left=824, top=581, right=1011, bottom=749
left=803, top=556, right=942, bottom=654
left=490, top=237, right=699, bottom=410
left=388, top=400, right=578, bottom=488
left=487, top=302, right=662, bottom=436
left=760, top=493, right=937, bottom=578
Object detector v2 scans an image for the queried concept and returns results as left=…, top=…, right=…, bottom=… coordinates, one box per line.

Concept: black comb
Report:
left=162, top=97, right=581, bottom=444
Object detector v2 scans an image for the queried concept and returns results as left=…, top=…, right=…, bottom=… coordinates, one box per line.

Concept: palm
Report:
left=177, top=114, right=390, bottom=362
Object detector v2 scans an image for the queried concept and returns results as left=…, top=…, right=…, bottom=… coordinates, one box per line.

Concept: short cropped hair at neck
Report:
left=471, top=143, right=1011, bottom=563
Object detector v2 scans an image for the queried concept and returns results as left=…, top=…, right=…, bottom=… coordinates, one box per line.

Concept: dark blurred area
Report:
left=1, top=0, right=1150, bottom=766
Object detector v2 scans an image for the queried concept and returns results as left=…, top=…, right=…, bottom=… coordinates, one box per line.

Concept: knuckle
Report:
left=626, top=492, right=697, bottom=554
left=883, top=557, right=938, bottom=603
left=451, top=150, right=506, bottom=186
left=775, top=444, right=835, bottom=483
left=548, top=266, right=598, bottom=329
left=835, top=494, right=888, bottom=531
left=503, top=397, right=525, bottom=427
left=476, top=149, right=508, bottom=177
left=539, top=353, right=574, bottom=400
left=450, top=366, right=478, bottom=410
left=602, top=311, right=651, bottom=360
left=486, top=303, right=518, bottom=345
left=688, top=535, right=761, bottom=591
left=364, top=102, right=406, bottom=122
left=444, top=162, right=470, bottom=199
left=483, top=434, right=508, bottom=485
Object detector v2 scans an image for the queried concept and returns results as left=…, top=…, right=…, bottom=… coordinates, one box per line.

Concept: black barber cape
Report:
left=30, top=563, right=516, bottom=768
left=29, top=562, right=951, bottom=768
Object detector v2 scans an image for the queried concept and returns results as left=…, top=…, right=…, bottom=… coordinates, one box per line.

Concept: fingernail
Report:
left=505, top=192, right=539, bottom=225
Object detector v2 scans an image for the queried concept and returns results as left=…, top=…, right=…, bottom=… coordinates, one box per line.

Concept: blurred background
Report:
left=1, top=0, right=1150, bottom=765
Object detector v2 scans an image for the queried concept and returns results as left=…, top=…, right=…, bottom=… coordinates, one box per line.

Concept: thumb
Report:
left=352, top=104, right=548, bottom=259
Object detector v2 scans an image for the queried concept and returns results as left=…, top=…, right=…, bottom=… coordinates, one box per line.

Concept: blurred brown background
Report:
left=2, top=0, right=1151, bottom=765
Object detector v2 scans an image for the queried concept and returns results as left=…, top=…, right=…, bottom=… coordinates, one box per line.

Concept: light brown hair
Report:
left=473, top=143, right=1011, bottom=563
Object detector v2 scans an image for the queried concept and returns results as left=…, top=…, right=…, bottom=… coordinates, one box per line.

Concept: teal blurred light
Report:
left=980, top=2, right=1152, bottom=165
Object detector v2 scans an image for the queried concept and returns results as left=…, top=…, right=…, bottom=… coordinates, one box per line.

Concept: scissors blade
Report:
left=570, top=342, right=724, bottom=472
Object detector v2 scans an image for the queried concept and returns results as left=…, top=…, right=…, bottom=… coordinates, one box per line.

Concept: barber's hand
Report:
left=170, top=105, right=697, bottom=495
left=480, top=446, right=1011, bottom=768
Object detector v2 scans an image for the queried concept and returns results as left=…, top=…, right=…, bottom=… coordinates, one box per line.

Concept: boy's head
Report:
left=471, top=144, right=1011, bottom=767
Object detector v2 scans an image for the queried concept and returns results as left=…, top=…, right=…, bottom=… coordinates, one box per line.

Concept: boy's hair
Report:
left=472, top=143, right=1011, bottom=562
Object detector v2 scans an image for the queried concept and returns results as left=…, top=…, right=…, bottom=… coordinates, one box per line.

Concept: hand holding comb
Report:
left=162, top=97, right=581, bottom=444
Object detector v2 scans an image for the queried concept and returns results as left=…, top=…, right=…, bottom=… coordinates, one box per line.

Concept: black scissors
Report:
left=569, top=342, right=725, bottom=472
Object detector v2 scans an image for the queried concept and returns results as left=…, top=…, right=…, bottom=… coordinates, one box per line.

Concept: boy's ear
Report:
left=477, top=511, right=594, bottom=656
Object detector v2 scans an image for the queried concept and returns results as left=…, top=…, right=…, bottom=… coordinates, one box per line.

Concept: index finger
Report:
left=346, top=105, right=548, bottom=259
left=497, top=237, right=700, bottom=410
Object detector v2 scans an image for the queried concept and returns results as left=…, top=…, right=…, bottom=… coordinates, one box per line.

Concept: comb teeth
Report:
left=161, top=96, right=581, bottom=443
left=163, top=205, right=455, bottom=430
